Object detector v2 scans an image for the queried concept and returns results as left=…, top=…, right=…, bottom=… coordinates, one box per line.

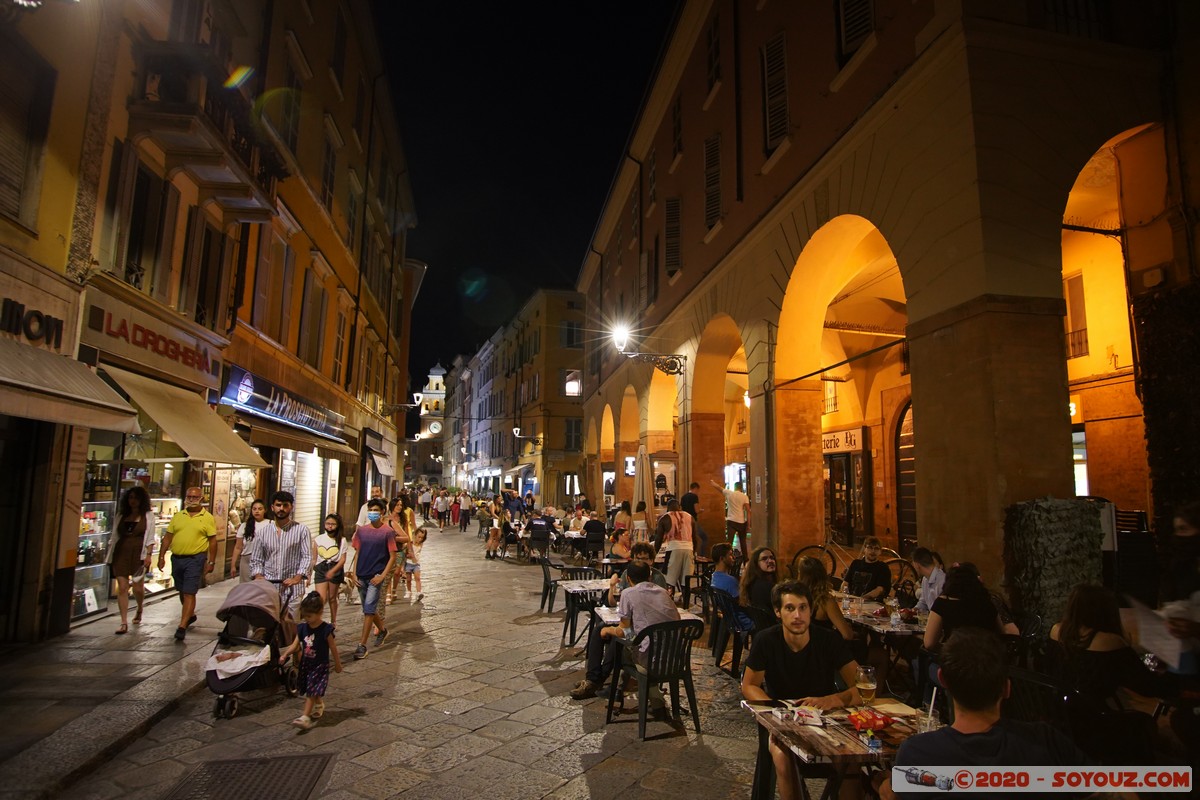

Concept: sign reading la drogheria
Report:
left=220, top=365, right=345, bottom=440
left=82, top=291, right=222, bottom=389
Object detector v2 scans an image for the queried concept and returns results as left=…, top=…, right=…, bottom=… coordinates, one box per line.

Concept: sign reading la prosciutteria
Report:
left=220, top=364, right=345, bottom=440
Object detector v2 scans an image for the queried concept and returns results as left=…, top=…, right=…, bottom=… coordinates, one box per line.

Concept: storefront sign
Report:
left=220, top=365, right=345, bottom=440
left=82, top=291, right=221, bottom=389
left=822, top=427, right=865, bottom=454
left=0, top=257, right=79, bottom=354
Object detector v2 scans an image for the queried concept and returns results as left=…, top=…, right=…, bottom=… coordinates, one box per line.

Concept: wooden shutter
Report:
left=762, top=34, right=789, bottom=150
left=704, top=135, right=721, bottom=228
left=0, top=48, right=36, bottom=219
left=665, top=198, right=681, bottom=276
left=639, top=252, right=649, bottom=311
left=839, top=0, right=874, bottom=56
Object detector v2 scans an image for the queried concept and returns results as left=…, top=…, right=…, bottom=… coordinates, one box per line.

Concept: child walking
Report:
left=279, top=591, right=342, bottom=730
left=404, top=529, right=427, bottom=601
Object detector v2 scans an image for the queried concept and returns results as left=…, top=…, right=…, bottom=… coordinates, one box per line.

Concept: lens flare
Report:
left=224, top=66, right=254, bottom=89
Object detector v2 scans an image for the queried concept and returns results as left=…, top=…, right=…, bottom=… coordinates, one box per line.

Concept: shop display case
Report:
left=75, top=499, right=113, bottom=618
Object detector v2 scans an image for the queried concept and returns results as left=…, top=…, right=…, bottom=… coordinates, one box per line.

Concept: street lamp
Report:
left=611, top=325, right=686, bottom=375
left=512, top=426, right=542, bottom=447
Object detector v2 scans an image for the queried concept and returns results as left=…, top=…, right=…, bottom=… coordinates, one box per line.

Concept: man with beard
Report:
left=250, top=491, right=315, bottom=619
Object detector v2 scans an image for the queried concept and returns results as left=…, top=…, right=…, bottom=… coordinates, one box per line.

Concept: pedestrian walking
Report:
left=404, top=528, right=426, bottom=601
left=312, top=514, right=348, bottom=626
left=229, top=498, right=269, bottom=582
left=107, top=485, right=156, bottom=634
left=387, top=496, right=413, bottom=602
left=249, top=491, right=314, bottom=619
left=278, top=591, right=342, bottom=730
left=350, top=498, right=398, bottom=659
left=485, top=494, right=503, bottom=559
left=158, top=486, right=218, bottom=641
left=419, top=486, right=432, bottom=522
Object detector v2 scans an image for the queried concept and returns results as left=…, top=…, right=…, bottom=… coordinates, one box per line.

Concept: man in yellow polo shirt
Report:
left=158, top=487, right=218, bottom=641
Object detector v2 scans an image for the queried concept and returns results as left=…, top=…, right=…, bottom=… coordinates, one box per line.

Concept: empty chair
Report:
left=606, top=618, right=705, bottom=739
left=710, top=587, right=755, bottom=677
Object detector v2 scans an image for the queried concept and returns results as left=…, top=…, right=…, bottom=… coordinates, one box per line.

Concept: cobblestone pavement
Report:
left=76, top=523, right=759, bottom=799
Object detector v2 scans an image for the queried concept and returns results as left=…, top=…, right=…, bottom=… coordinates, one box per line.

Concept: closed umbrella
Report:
left=631, top=444, right=655, bottom=542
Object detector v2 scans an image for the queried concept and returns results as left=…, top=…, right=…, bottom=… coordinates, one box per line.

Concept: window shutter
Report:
left=639, top=252, right=649, bottom=311
left=762, top=34, right=789, bottom=151
left=0, top=50, right=36, bottom=219
left=665, top=198, right=681, bottom=276
left=704, top=135, right=721, bottom=228
left=839, top=0, right=874, bottom=56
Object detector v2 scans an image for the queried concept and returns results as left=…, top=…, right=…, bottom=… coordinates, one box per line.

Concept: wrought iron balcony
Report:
left=127, top=43, right=287, bottom=224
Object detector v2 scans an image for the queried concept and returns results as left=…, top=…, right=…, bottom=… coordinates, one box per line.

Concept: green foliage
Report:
left=1004, top=498, right=1102, bottom=635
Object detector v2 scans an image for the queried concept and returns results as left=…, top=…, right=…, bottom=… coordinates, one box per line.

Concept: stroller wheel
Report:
left=284, top=664, right=300, bottom=697
left=213, top=697, right=224, bottom=719
left=222, top=697, right=239, bottom=719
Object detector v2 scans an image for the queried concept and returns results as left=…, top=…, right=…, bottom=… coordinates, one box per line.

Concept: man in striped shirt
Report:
left=250, top=490, right=314, bottom=618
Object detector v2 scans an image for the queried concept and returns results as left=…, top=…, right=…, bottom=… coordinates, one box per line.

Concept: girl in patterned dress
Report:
left=279, top=592, right=342, bottom=729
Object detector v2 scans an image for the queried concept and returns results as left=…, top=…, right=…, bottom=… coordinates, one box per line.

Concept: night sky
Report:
left=372, top=2, right=679, bottom=384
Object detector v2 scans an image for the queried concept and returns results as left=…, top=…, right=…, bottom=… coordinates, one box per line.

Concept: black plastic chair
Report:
left=710, top=588, right=755, bottom=677
left=528, top=529, right=551, bottom=562
left=584, top=531, right=606, bottom=563
left=1065, top=690, right=1156, bottom=764
left=606, top=618, right=705, bottom=739
left=538, top=557, right=574, bottom=612
left=1000, top=667, right=1071, bottom=733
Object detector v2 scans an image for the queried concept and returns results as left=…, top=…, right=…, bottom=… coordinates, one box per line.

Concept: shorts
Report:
left=358, top=579, right=383, bottom=614
left=404, top=562, right=420, bottom=574
left=171, top=553, right=206, bottom=594
left=313, top=562, right=344, bottom=585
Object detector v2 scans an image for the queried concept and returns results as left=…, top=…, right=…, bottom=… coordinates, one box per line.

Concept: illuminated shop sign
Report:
left=221, top=365, right=345, bottom=440
left=83, top=295, right=221, bottom=389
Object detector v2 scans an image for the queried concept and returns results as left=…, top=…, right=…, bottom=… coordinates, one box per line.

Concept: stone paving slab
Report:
left=1, top=524, right=759, bottom=799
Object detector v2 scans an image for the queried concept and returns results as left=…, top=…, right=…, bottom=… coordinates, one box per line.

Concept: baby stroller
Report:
left=206, top=580, right=298, bottom=719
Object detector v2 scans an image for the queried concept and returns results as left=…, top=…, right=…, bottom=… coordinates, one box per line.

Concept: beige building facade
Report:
left=578, top=0, right=1190, bottom=581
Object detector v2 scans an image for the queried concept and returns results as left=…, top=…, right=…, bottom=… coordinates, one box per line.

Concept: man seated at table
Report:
left=567, top=508, right=586, bottom=532
left=570, top=543, right=671, bottom=700
left=710, top=543, right=753, bottom=629
left=523, top=507, right=556, bottom=560
left=880, top=628, right=1094, bottom=799
left=741, top=580, right=862, bottom=800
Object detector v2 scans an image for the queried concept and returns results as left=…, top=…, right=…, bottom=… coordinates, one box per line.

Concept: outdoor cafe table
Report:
left=559, top=578, right=612, bottom=645
left=746, top=700, right=918, bottom=800
left=595, top=557, right=629, bottom=577
left=593, top=605, right=703, bottom=627
left=561, top=530, right=587, bottom=559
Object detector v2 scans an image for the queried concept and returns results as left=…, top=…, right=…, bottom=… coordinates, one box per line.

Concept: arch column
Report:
left=645, top=430, right=673, bottom=453
left=907, top=295, right=1074, bottom=579
left=689, top=412, right=728, bottom=544
left=770, top=380, right=825, bottom=564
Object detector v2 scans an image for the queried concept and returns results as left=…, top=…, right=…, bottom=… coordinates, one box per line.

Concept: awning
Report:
left=0, top=337, right=139, bottom=433
left=506, top=462, right=533, bottom=474
left=103, top=366, right=268, bottom=467
left=243, top=417, right=358, bottom=461
left=369, top=450, right=394, bottom=475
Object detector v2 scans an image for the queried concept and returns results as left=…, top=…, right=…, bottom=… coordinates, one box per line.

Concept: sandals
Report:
left=116, top=624, right=128, bottom=635
left=133, top=609, right=143, bottom=624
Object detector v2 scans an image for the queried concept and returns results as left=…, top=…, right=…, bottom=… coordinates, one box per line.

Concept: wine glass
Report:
left=855, top=665, right=877, bottom=708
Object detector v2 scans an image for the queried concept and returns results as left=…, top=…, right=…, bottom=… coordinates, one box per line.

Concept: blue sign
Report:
left=220, top=365, right=345, bottom=440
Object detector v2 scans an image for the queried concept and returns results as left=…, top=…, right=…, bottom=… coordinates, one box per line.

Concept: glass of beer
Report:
left=856, top=665, right=877, bottom=706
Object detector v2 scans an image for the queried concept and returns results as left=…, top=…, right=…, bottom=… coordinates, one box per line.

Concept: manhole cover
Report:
left=162, top=753, right=333, bottom=800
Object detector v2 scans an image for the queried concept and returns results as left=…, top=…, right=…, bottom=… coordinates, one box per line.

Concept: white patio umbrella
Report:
left=631, top=444, right=655, bottom=523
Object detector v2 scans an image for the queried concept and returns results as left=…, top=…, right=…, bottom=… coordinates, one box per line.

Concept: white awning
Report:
left=370, top=450, right=394, bottom=475
left=104, top=366, right=268, bottom=468
left=0, top=338, right=139, bottom=433
left=506, top=462, right=533, bottom=474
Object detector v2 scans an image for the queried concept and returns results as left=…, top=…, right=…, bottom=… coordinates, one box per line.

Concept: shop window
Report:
left=0, top=32, right=55, bottom=231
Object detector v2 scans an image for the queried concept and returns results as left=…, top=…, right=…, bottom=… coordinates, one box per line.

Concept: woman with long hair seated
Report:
left=923, top=565, right=1005, bottom=650
left=1049, top=584, right=1178, bottom=705
left=794, top=556, right=854, bottom=641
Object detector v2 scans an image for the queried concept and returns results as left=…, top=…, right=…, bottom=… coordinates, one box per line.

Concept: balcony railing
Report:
left=1067, top=328, right=1090, bottom=359
left=135, top=43, right=287, bottom=200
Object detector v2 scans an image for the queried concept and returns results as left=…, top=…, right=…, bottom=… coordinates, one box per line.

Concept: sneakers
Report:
left=187, top=614, right=198, bottom=627
left=570, top=679, right=598, bottom=700
left=373, top=629, right=389, bottom=648
left=174, top=627, right=187, bottom=641
left=311, top=700, right=325, bottom=719
left=353, top=644, right=368, bottom=660
left=291, top=715, right=314, bottom=730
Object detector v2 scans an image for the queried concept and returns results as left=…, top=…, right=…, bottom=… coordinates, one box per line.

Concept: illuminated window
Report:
left=564, top=370, right=582, bottom=397
left=1064, top=274, right=1089, bottom=358
left=823, top=380, right=838, bottom=415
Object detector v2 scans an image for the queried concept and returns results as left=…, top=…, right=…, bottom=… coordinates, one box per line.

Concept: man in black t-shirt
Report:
left=679, top=482, right=708, bottom=557
left=742, top=581, right=862, bottom=800
left=881, top=628, right=1093, bottom=799
left=843, top=536, right=892, bottom=599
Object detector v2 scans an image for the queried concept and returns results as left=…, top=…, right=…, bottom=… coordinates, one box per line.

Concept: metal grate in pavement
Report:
left=161, top=753, right=333, bottom=800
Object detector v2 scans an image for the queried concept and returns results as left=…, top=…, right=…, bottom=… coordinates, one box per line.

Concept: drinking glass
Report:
left=855, top=665, right=877, bottom=707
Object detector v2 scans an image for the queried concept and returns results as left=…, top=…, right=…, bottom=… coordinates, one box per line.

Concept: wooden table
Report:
left=746, top=701, right=916, bottom=800
left=559, top=578, right=612, bottom=645
left=593, top=606, right=702, bottom=626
